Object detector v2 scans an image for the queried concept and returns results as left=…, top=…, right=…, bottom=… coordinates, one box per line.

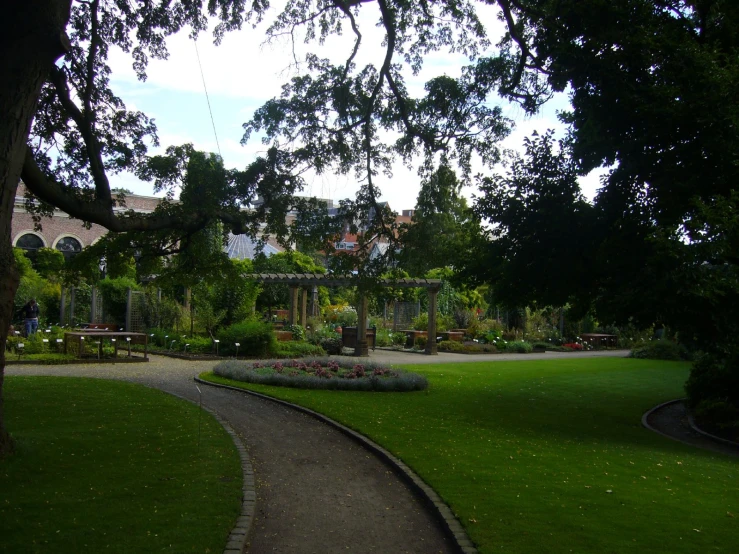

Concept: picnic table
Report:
left=64, top=331, right=148, bottom=360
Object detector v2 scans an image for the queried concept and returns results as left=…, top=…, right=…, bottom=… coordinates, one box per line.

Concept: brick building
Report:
left=12, top=182, right=161, bottom=260
left=12, top=183, right=283, bottom=261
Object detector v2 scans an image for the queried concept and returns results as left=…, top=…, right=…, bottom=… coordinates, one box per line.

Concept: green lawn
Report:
left=202, top=357, right=738, bottom=554
left=0, top=377, right=242, bottom=553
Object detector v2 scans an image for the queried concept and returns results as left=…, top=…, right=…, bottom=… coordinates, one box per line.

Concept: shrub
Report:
left=147, top=327, right=172, bottom=348
left=453, top=309, right=474, bottom=329
left=437, top=340, right=497, bottom=353
left=411, top=312, right=429, bottom=331
left=284, top=324, right=306, bottom=341
left=375, top=327, right=392, bottom=347
left=274, top=341, right=325, bottom=358
left=482, top=329, right=503, bottom=344
left=323, top=304, right=358, bottom=327
left=414, top=336, right=427, bottom=350
left=504, top=341, right=533, bottom=353
left=320, top=337, right=343, bottom=355
left=180, top=336, right=214, bottom=354
left=693, top=399, right=739, bottom=434
left=7, top=333, right=48, bottom=355
left=630, top=340, right=686, bottom=361
left=685, top=352, right=739, bottom=415
left=391, top=331, right=406, bottom=346
left=438, top=340, right=465, bottom=352
left=563, top=343, right=583, bottom=351
left=466, top=318, right=503, bottom=340
left=216, top=320, right=277, bottom=357
left=410, top=312, right=453, bottom=332
left=97, top=277, right=141, bottom=326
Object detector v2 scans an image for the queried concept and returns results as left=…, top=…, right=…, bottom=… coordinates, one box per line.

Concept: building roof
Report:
left=225, top=234, right=281, bottom=260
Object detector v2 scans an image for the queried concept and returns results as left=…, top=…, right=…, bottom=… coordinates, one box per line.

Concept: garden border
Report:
left=195, top=376, right=478, bottom=554
left=642, top=398, right=739, bottom=452
left=5, top=357, right=148, bottom=365
left=163, top=388, right=256, bottom=554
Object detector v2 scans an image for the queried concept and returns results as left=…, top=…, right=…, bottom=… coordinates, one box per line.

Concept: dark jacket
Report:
left=21, top=303, right=39, bottom=319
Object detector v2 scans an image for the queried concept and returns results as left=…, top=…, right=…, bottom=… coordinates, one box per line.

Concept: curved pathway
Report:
left=7, top=355, right=456, bottom=554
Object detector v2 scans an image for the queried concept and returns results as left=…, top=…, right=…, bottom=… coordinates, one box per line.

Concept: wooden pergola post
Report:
left=354, top=292, right=369, bottom=357
left=288, top=285, right=299, bottom=325
left=425, top=286, right=440, bottom=355
left=300, top=287, right=308, bottom=325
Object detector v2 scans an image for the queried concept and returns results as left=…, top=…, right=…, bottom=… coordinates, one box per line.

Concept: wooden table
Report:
left=64, top=331, right=148, bottom=360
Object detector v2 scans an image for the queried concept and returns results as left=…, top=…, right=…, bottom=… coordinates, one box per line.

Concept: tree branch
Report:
left=48, top=66, right=112, bottom=206
left=21, top=148, right=206, bottom=233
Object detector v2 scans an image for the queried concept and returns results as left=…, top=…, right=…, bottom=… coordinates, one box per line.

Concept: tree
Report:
left=466, top=131, right=598, bottom=314
left=398, top=165, right=482, bottom=276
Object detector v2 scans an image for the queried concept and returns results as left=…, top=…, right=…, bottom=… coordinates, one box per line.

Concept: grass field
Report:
left=0, top=377, right=242, bottom=553
left=202, top=357, right=738, bottom=554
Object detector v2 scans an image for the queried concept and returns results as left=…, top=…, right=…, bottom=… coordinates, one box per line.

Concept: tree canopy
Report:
left=399, top=164, right=482, bottom=276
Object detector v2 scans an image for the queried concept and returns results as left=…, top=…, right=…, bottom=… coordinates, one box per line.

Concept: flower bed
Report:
left=213, top=357, right=428, bottom=392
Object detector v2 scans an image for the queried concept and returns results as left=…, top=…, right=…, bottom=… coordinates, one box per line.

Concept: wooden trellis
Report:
left=243, top=274, right=442, bottom=356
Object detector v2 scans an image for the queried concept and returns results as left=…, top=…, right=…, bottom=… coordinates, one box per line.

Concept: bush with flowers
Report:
left=323, top=303, right=358, bottom=327
left=213, top=357, right=427, bottom=391
left=563, top=342, right=583, bottom=351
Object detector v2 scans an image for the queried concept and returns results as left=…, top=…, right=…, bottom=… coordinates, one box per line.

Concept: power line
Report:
left=193, top=39, right=222, bottom=158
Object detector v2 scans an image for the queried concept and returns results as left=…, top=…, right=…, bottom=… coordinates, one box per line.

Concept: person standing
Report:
left=20, top=299, right=40, bottom=336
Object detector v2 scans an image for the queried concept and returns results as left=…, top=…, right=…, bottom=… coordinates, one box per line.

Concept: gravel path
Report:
left=7, top=355, right=456, bottom=554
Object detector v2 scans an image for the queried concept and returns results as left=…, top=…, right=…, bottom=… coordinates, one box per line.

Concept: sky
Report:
left=107, top=3, right=605, bottom=211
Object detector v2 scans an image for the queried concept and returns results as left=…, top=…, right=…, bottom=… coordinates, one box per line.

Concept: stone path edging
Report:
left=641, top=398, right=693, bottom=445
left=642, top=397, right=739, bottom=452
left=686, top=409, right=739, bottom=448
left=194, top=377, right=478, bottom=554
left=165, top=388, right=256, bottom=554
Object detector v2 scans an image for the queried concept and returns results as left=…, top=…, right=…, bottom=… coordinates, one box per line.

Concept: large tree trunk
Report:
left=0, top=0, right=71, bottom=457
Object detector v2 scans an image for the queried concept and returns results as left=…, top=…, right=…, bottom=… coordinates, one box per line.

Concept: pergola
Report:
left=244, top=273, right=442, bottom=356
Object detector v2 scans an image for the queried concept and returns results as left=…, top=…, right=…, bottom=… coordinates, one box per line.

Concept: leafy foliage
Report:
left=216, top=320, right=277, bottom=357
left=97, top=277, right=140, bottom=325
left=630, top=340, right=687, bottom=361
left=399, top=165, right=482, bottom=275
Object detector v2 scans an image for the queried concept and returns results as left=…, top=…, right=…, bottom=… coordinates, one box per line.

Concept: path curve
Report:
left=643, top=399, right=739, bottom=457
left=7, top=356, right=457, bottom=554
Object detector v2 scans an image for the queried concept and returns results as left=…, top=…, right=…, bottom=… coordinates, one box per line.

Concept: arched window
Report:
left=55, top=236, right=82, bottom=260
left=15, top=233, right=45, bottom=264
left=16, top=233, right=44, bottom=252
